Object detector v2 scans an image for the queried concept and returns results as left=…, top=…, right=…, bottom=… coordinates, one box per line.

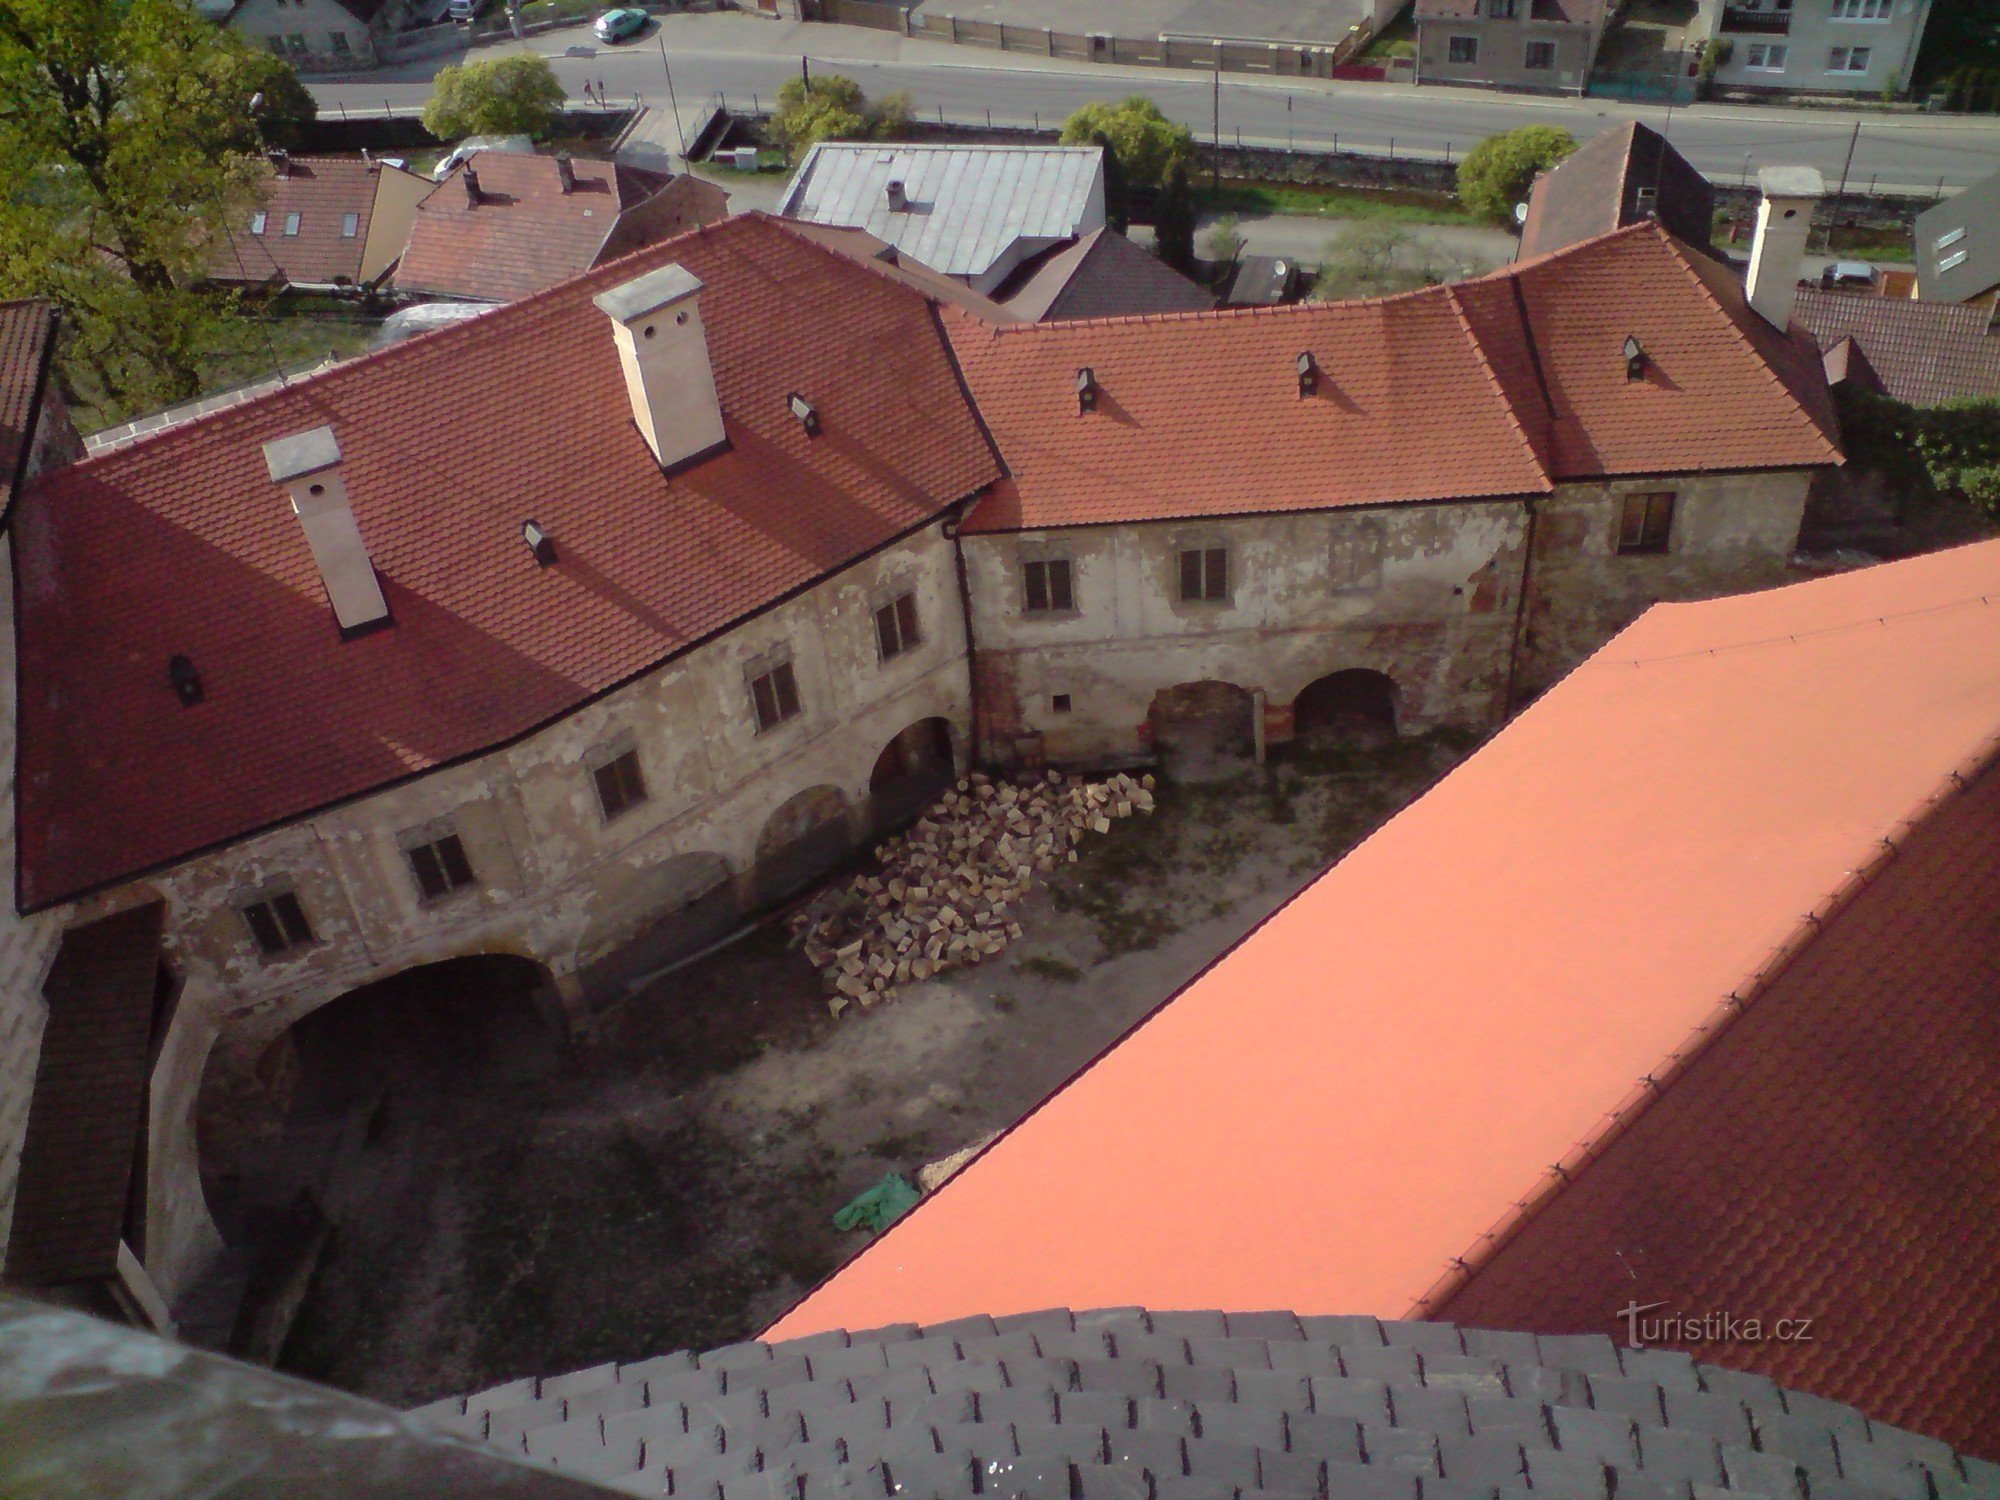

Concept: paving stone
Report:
left=957, top=1333, right=1043, bottom=1366
left=1660, top=1388, right=1753, bottom=1447
left=1281, top=1414, right=1365, bottom=1466
left=607, top=1406, right=689, bottom=1451
left=1693, top=1366, right=1781, bottom=1408
left=993, top=1309, right=1076, bottom=1338
left=1149, top=1312, right=1230, bottom=1340
left=1436, top=1430, right=1527, bottom=1487
left=1584, top=1375, right=1665, bottom=1426
left=1631, top=1425, right=1722, bottom=1486
left=1073, top=1463, right=1152, bottom=1500
left=1499, top=1365, right=1588, bottom=1410
left=1189, top=1336, right=1274, bottom=1370
left=1533, top=1336, right=1621, bottom=1379
left=783, top=1329, right=858, bottom=1358
left=1425, top=1482, right=1506, bottom=1500
left=414, top=1403, right=489, bottom=1442
left=1752, top=1411, right=1840, bottom=1475
left=1231, top=1370, right=1313, bottom=1413
left=1380, top=1322, right=1465, bottom=1358
left=688, top=1390, right=771, bottom=1437
left=851, top=1371, right=941, bottom=1409
left=805, top=1399, right=894, bottom=1453
left=570, top=1382, right=652, bottom=1422
left=641, top=1369, right=730, bottom=1408
left=527, top=1418, right=612, bottom=1460
left=1836, top=1442, right=1934, bottom=1500
left=1265, top=1343, right=1346, bottom=1376
left=1810, top=1479, right=1918, bottom=1500
left=543, top=1363, right=622, bottom=1400
left=920, top=1316, right=1000, bottom=1344
left=701, top=1343, right=777, bottom=1372
left=979, top=1387, right=1061, bottom=1429
left=1548, top=1407, right=1638, bottom=1468
left=1522, top=1448, right=1609, bottom=1500
left=1323, top=1457, right=1419, bottom=1500
left=1299, top=1316, right=1385, bottom=1348
left=983, top=1454, right=1074, bottom=1500
left=1851, top=1425, right=1957, bottom=1470
left=467, top=1377, right=540, bottom=1414
left=884, top=1341, right=946, bottom=1372
left=1464, top=1396, right=1553, bottom=1448
left=1013, top=1422, right=1109, bottom=1464
left=1604, top=1464, right=1679, bottom=1500
left=1338, top=1347, right=1422, bottom=1385
left=1161, top=1366, right=1238, bottom=1404
left=812, top=1345, right=892, bottom=1381
left=1072, top=1310, right=1153, bottom=1340
left=925, top=1362, right=1013, bottom=1398
left=1183, top=1435, right=1261, bottom=1485
left=488, top=1401, right=572, bottom=1444
left=1192, top=1401, right=1285, bottom=1450
left=552, top=1436, right=650, bottom=1482
left=1133, top=1399, right=1199, bottom=1436
left=1614, top=1348, right=1700, bottom=1393
left=1036, top=1332, right=1114, bottom=1364
left=1776, top=1391, right=1870, bottom=1440
left=1073, top=1359, right=1164, bottom=1399
left=892, top=1390, right=979, bottom=1434
left=1107, top=1428, right=1188, bottom=1478
left=1953, top=1454, right=2000, bottom=1493
left=1114, top=1334, right=1195, bottom=1367
left=1258, top=1448, right=1325, bottom=1493
left=1459, top=1330, right=1541, bottom=1367
left=1720, top=1444, right=1806, bottom=1498
left=886, top=1447, right=981, bottom=1497
left=1929, top=1461, right=2000, bottom=1500
left=751, top=1356, right=815, bottom=1392
left=1385, top=1385, right=1468, bottom=1438
left=1227, top=1312, right=1306, bottom=1341
left=1307, top=1376, right=1392, bottom=1426
left=1059, top=1392, right=1135, bottom=1431
left=1152, top=1480, right=1237, bottom=1500
left=1361, top=1424, right=1441, bottom=1477
left=1420, top=1356, right=1508, bottom=1397
left=619, top=1353, right=697, bottom=1384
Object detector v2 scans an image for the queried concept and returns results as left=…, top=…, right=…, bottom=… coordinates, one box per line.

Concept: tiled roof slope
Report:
left=1518, top=122, right=1714, bottom=260
left=765, top=541, right=2000, bottom=1445
left=393, top=154, right=722, bottom=304
left=0, top=299, right=58, bottom=518
left=411, top=1311, right=1995, bottom=1498
left=998, top=229, right=1215, bottom=323
left=1792, top=286, right=2000, bottom=407
left=13, top=214, right=1000, bottom=908
left=954, top=224, right=1837, bottom=534
left=1437, top=753, right=2000, bottom=1460
left=207, top=157, right=384, bottom=287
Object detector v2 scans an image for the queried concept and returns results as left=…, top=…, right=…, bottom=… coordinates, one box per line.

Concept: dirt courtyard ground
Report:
left=270, top=731, right=1475, bottom=1407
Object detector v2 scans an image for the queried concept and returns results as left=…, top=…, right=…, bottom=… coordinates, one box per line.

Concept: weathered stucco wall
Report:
left=1516, top=471, right=1812, bottom=699
left=963, top=501, right=1532, bottom=763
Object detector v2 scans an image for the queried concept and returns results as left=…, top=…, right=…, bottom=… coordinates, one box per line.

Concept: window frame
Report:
left=874, top=590, right=922, bottom=662
left=340, top=210, right=361, bottom=237
left=328, top=28, right=353, bottom=51
left=250, top=210, right=268, bottom=235
left=1447, top=33, right=1479, bottom=64
left=1021, top=555, right=1076, bottom=616
left=748, top=653, right=803, bottom=733
left=282, top=211, right=302, bottom=237
left=1745, top=41, right=1788, bottom=70
left=238, top=887, right=316, bottom=957
left=1524, top=38, right=1557, bottom=70
left=1176, top=543, right=1231, bottom=605
left=1615, top=491, right=1677, bottom=556
left=1827, top=44, right=1871, bottom=73
left=586, top=736, right=649, bottom=822
left=1329, top=515, right=1386, bottom=593
left=400, top=820, right=478, bottom=903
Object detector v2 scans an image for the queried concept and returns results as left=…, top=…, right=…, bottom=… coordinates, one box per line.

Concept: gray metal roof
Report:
left=411, top=1309, right=1994, bottom=1498
left=1913, top=171, right=2000, bottom=304
left=778, top=144, right=1104, bottom=287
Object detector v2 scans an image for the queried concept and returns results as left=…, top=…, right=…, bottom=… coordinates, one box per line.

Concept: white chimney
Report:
left=1745, top=166, right=1824, bottom=332
left=592, top=263, right=727, bottom=472
left=262, top=426, right=392, bottom=635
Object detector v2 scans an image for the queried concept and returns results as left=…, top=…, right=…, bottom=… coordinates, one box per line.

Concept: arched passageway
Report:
left=755, top=784, right=853, bottom=905
left=1293, top=669, right=1399, bottom=747
left=868, top=718, right=956, bottom=835
left=1148, top=681, right=1257, bottom=778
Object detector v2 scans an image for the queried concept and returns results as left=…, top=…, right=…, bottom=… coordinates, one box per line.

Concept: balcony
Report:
left=1720, top=5, right=1791, bottom=34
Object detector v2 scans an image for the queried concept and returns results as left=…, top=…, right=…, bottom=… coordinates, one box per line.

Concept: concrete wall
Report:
left=1704, top=0, right=1934, bottom=95
left=963, top=501, right=1532, bottom=762
left=1415, top=12, right=1600, bottom=94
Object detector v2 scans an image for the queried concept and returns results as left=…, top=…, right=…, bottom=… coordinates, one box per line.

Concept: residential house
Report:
left=1519, top=121, right=1716, bottom=259
left=208, top=153, right=432, bottom=293
left=778, top=144, right=1106, bottom=296
left=1793, top=288, right=2000, bottom=406
left=766, top=536, right=2000, bottom=1460
left=226, top=0, right=406, bottom=72
left=1414, top=0, right=1613, bottom=95
left=1696, top=0, right=1936, bottom=96
left=992, top=228, right=1214, bottom=321
left=392, top=153, right=730, bottom=304
left=1911, top=167, right=2000, bottom=308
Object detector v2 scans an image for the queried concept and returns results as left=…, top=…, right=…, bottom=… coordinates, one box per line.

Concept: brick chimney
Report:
left=886, top=178, right=907, bottom=211
left=462, top=166, right=482, bottom=208
left=556, top=153, right=576, bottom=195
left=592, top=264, right=727, bottom=472
left=268, top=148, right=291, bottom=176
left=263, top=426, right=392, bottom=635
left=1745, top=166, right=1824, bottom=332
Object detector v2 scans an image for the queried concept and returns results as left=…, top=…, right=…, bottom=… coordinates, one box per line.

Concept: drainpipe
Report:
left=946, top=508, right=983, bottom=770
left=1501, top=497, right=1538, bottom=720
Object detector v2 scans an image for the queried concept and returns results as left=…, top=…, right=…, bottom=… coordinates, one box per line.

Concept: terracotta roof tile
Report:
left=1792, top=286, right=2000, bottom=407
left=0, top=299, right=58, bottom=517
left=208, top=157, right=395, bottom=288
left=14, top=215, right=999, bottom=908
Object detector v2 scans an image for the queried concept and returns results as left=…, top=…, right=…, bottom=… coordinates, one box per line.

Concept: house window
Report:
left=589, top=742, right=648, bottom=822
left=1525, top=39, right=1556, bottom=69
left=282, top=211, right=301, bottom=236
left=1330, top=516, right=1385, bottom=592
left=874, top=591, right=921, bottom=661
left=341, top=211, right=360, bottom=237
left=250, top=210, right=267, bottom=235
left=403, top=825, right=477, bottom=901
left=1447, top=34, right=1479, bottom=64
left=1178, top=546, right=1229, bottom=603
left=284, top=32, right=308, bottom=52
left=1616, top=492, right=1676, bottom=554
left=1482, top=0, right=1516, bottom=16
left=329, top=30, right=352, bottom=52
left=1052, top=693, right=1072, bottom=713
left=750, top=658, right=802, bottom=732
left=1023, top=557, right=1075, bottom=614
left=1830, top=0, right=1888, bottom=17
left=240, top=889, right=314, bottom=955
left=1745, top=42, right=1788, bottom=70
left=1828, top=45, right=1872, bottom=72
left=265, top=35, right=286, bottom=54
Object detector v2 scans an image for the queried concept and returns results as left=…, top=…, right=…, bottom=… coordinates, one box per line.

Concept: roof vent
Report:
left=886, top=179, right=907, bottom=211
left=1622, top=334, right=1646, bottom=382
left=168, top=655, right=204, bottom=707
left=262, top=426, right=393, bottom=636
left=787, top=392, right=820, bottom=437
left=556, top=153, right=576, bottom=195
left=592, top=263, right=728, bottom=471
left=1076, top=367, right=1096, bottom=415
left=1296, top=351, right=1318, bottom=398
left=522, top=519, right=558, bottom=567
left=267, top=148, right=291, bottom=176
left=462, top=167, right=482, bottom=207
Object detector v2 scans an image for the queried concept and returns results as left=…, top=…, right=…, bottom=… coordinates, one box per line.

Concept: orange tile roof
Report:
left=954, top=224, right=1838, bottom=534
left=766, top=539, right=2000, bottom=1457
left=208, top=157, right=391, bottom=288
left=14, top=215, right=1000, bottom=908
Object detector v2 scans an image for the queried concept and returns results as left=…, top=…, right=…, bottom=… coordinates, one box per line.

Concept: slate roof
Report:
left=765, top=540, right=2000, bottom=1458
left=1792, top=286, right=2000, bottom=407
left=393, top=154, right=726, bottom=304
left=4, top=903, right=165, bottom=1284
left=953, top=223, right=1839, bottom=535
left=12, top=214, right=1000, bottom=909
left=207, top=156, right=397, bottom=288
left=996, top=230, right=1214, bottom=323
left=411, top=1310, right=1997, bottom=1498
left=1912, top=169, right=2000, bottom=303
left=1518, top=123, right=1714, bottom=261
left=778, top=145, right=1103, bottom=289
left=0, top=299, right=58, bottom=522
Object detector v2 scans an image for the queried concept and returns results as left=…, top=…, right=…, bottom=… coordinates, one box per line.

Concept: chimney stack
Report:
left=268, top=148, right=291, bottom=176
left=886, top=178, right=907, bottom=211
left=263, top=426, right=392, bottom=636
left=1745, top=166, right=1824, bottom=332
left=556, top=153, right=576, bottom=194
left=592, top=264, right=727, bottom=472
left=463, top=166, right=482, bottom=207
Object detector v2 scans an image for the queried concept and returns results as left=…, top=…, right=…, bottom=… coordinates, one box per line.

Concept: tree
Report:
left=242, top=49, right=319, bottom=152
left=769, top=74, right=908, bottom=161
left=0, top=0, right=275, bottom=417
left=1313, top=224, right=1412, bottom=301
left=1060, top=96, right=1193, bottom=191
left=1153, top=163, right=1197, bottom=277
left=1201, top=214, right=1244, bottom=265
left=421, top=54, right=567, bottom=142
left=1093, top=131, right=1130, bottom=234
left=1455, top=125, right=1576, bottom=223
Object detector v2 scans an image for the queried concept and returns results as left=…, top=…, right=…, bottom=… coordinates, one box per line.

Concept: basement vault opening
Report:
left=868, top=717, right=956, bottom=836
left=1293, top=668, right=1399, bottom=746
left=1148, top=681, right=1257, bottom=780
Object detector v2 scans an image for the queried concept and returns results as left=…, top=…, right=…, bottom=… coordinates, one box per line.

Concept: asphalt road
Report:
left=314, top=12, right=2000, bottom=195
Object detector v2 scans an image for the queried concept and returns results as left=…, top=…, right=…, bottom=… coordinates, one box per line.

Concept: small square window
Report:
left=1617, top=491, right=1675, bottom=555
left=1178, top=546, right=1229, bottom=603
left=1447, top=34, right=1478, bottom=64
left=250, top=210, right=267, bottom=235
left=341, top=211, right=360, bottom=237
left=282, top=211, right=301, bottom=237
left=404, top=829, right=476, bottom=901
left=875, top=591, right=921, bottom=661
left=1051, top=693, right=1072, bottom=714
left=1746, top=42, right=1788, bottom=70
left=329, top=30, right=352, bottom=53
left=592, top=746, right=648, bottom=821
left=284, top=32, right=308, bottom=52
left=1525, top=40, right=1556, bottom=69
left=1828, top=45, right=1871, bottom=73
left=1023, top=557, right=1074, bottom=614
left=241, top=889, right=315, bottom=955
left=750, top=659, right=802, bottom=732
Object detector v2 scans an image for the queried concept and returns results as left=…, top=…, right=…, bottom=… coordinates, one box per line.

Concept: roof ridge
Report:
left=984, top=279, right=1453, bottom=335
left=1443, top=283, right=1553, bottom=493
left=1414, top=719, right=2000, bottom=1320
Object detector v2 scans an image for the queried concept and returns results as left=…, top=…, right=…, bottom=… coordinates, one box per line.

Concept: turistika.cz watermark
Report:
left=1619, top=1300, right=1816, bottom=1348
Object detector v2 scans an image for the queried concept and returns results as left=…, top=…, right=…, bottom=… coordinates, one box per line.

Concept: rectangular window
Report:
left=341, top=211, right=360, bottom=237
left=265, top=35, right=287, bottom=54
left=874, top=592, right=921, bottom=661
left=1178, top=546, right=1229, bottom=603
left=282, top=211, right=301, bottom=236
left=1482, top=0, right=1515, bottom=15
left=1617, top=491, right=1676, bottom=555
left=1524, top=39, right=1556, bottom=69
left=1830, top=0, right=1888, bottom=17
left=329, top=29, right=352, bottom=51
left=284, top=32, right=308, bottom=52
left=592, top=747, right=648, bottom=821
left=750, top=659, right=802, bottom=732
left=250, top=210, right=267, bottom=235
left=1330, top=516, right=1385, bottom=592
left=1023, top=557, right=1074, bottom=614
left=405, top=829, right=476, bottom=901
left=1745, top=42, right=1788, bottom=70
left=240, top=890, right=314, bottom=955
left=1447, top=34, right=1479, bottom=64
left=1828, top=45, right=1871, bottom=72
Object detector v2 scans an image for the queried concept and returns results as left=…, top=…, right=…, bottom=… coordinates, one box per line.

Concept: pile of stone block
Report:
left=790, top=770, right=1155, bottom=1016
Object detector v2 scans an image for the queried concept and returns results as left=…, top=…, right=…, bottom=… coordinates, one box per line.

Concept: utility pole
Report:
left=1211, top=63, right=1221, bottom=192
left=802, top=54, right=811, bottom=89
left=1826, top=120, right=1860, bottom=255
left=660, top=28, right=686, bottom=160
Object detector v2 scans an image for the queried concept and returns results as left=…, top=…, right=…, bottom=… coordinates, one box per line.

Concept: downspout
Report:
left=946, top=507, right=984, bottom=769
left=1502, top=497, right=1538, bottom=720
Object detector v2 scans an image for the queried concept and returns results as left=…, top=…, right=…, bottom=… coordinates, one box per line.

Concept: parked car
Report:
left=595, top=7, right=646, bottom=39
left=447, top=0, right=488, bottom=21
left=1822, top=260, right=1878, bottom=290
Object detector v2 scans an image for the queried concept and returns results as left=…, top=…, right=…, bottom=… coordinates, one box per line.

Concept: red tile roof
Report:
left=0, top=299, right=58, bottom=520
left=1793, top=285, right=2000, bottom=407
left=766, top=539, right=2000, bottom=1458
left=208, top=157, right=392, bottom=288
left=954, top=223, right=1838, bottom=534
left=13, top=215, right=1000, bottom=908
left=996, top=229, right=1215, bottom=323
left=392, top=153, right=727, bottom=304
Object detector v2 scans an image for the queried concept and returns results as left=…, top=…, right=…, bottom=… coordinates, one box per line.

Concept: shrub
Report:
left=1201, top=214, right=1245, bottom=264
left=770, top=74, right=908, bottom=160
left=1455, top=125, right=1576, bottom=223
left=1060, top=96, right=1193, bottom=190
left=421, top=55, right=566, bottom=141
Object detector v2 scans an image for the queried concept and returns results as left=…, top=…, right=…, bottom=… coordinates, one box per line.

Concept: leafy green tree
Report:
left=243, top=49, right=320, bottom=152
left=0, top=0, right=275, bottom=417
left=421, top=54, right=567, bottom=141
left=1092, top=131, right=1130, bottom=234
left=1201, top=214, right=1244, bottom=265
left=1153, top=163, right=1197, bottom=276
left=769, top=74, right=908, bottom=160
left=1060, top=96, right=1193, bottom=191
left=1455, top=125, right=1576, bottom=222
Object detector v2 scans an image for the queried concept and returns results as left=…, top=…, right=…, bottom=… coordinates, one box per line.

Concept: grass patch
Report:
left=1015, top=954, right=1082, bottom=983
left=1202, top=178, right=1479, bottom=227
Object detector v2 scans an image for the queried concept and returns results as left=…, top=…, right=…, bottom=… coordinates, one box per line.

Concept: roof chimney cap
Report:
left=593, top=262, right=704, bottom=323
left=463, top=166, right=482, bottom=206
left=886, top=178, right=907, bottom=210
left=556, top=152, right=576, bottom=194
left=263, top=425, right=341, bottom=483
left=1756, top=166, right=1825, bottom=201
left=268, top=147, right=291, bottom=175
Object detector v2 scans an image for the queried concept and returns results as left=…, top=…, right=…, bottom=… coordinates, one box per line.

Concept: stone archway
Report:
left=1293, top=668, right=1399, bottom=746
left=867, top=717, right=956, bottom=835
left=578, top=851, right=739, bottom=975
left=1148, top=681, right=1257, bottom=779
left=754, top=784, right=854, bottom=905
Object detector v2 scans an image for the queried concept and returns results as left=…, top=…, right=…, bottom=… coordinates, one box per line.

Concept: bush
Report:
left=1060, top=96, right=1193, bottom=190
left=1456, top=125, right=1576, bottom=223
left=1201, top=214, right=1244, bottom=264
left=770, top=74, right=908, bottom=160
left=240, top=52, right=318, bottom=152
left=1153, top=163, right=1197, bottom=276
left=1836, top=385, right=2000, bottom=517
left=421, top=55, right=566, bottom=141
